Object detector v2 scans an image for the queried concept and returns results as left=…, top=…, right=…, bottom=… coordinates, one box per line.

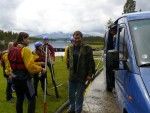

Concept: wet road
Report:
left=82, top=71, right=120, bottom=113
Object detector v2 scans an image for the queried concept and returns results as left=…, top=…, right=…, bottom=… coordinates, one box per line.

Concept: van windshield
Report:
left=129, top=19, right=150, bottom=66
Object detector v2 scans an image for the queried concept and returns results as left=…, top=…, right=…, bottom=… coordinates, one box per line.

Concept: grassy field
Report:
left=0, top=54, right=103, bottom=113
left=92, top=44, right=104, bottom=49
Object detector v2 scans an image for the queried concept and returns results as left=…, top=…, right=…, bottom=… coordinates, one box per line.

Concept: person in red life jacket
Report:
left=43, top=36, right=55, bottom=62
left=8, top=32, right=47, bottom=113
left=32, top=41, right=50, bottom=97
left=1, top=42, right=14, bottom=103
left=42, top=36, right=55, bottom=81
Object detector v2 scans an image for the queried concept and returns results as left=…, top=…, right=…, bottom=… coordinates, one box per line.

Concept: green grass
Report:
left=90, top=44, right=104, bottom=50
left=0, top=54, right=104, bottom=113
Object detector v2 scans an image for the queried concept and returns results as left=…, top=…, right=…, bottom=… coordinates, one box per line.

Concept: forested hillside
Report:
left=0, top=30, right=18, bottom=42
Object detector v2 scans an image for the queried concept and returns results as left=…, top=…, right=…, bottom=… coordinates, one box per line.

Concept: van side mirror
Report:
left=107, top=49, right=119, bottom=70
left=121, top=59, right=131, bottom=71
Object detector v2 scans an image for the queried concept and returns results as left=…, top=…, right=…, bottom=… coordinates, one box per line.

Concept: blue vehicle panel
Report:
left=140, top=68, right=150, bottom=96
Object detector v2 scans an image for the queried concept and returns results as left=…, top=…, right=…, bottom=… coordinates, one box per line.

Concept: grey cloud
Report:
left=0, top=0, right=21, bottom=30
left=0, top=0, right=149, bottom=36
left=136, top=0, right=150, bottom=11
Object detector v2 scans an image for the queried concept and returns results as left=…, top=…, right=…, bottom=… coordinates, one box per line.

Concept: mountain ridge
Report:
left=33, top=31, right=91, bottom=39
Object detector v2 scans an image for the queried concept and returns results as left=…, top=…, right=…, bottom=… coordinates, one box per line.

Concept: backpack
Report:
left=8, top=46, right=31, bottom=80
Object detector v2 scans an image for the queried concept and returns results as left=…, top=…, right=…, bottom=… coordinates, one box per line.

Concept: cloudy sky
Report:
left=0, top=0, right=149, bottom=36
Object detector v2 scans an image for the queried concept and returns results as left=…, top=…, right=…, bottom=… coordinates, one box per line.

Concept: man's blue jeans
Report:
left=68, top=79, right=86, bottom=113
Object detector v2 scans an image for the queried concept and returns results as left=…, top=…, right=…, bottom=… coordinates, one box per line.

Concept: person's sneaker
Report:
left=11, top=88, right=15, bottom=92
left=67, top=109, right=75, bottom=113
left=7, top=98, right=14, bottom=103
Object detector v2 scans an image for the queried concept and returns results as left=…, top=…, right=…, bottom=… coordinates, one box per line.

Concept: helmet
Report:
left=43, top=36, right=48, bottom=40
left=34, top=41, right=43, bottom=48
left=70, top=36, right=73, bottom=41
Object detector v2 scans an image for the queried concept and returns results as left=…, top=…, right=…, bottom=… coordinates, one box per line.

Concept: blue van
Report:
left=104, top=11, right=150, bottom=113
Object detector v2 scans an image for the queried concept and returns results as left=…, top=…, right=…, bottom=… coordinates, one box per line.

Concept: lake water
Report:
left=0, top=41, right=70, bottom=56
left=28, top=40, right=70, bottom=56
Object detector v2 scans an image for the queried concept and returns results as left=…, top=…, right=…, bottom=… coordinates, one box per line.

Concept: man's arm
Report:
left=22, top=47, right=43, bottom=74
left=3, top=53, right=12, bottom=76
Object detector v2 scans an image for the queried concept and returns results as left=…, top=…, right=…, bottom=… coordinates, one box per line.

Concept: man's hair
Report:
left=17, top=32, right=29, bottom=42
left=73, top=31, right=83, bottom=38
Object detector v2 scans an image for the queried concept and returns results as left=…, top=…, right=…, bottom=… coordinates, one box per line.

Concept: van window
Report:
left=119, top=28, right=125, bottom=59
left=118, top=27, right=128, bottom=60
left=129, top=19, right=150, bottom=65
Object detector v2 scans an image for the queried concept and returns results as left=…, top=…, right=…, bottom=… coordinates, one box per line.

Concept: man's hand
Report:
left=85, top=75, right=93, bottom=85
left=41, top=68, right=47, bottom=74
left=86, top=75, right=93, bottom=82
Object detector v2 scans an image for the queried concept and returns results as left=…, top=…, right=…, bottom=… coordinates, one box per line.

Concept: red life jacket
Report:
left=38, top=51, right=45, bottom=62
left=8, top=46, right=26, bottom=70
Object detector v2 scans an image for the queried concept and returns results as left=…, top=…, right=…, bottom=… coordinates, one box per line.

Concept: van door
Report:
left=115, top=24, right=132, bottom=111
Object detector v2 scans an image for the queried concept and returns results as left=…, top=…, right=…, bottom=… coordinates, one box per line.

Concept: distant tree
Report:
left=0, top=29, right=18, bottom=41
left=124, top=0, right=136, bottom=13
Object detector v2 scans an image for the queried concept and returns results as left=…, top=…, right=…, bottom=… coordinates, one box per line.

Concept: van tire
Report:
left=123, top=109, right=128, bottom=113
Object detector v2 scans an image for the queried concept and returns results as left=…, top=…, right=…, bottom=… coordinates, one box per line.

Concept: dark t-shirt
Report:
left=73, top=45, right=81, bottom=73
